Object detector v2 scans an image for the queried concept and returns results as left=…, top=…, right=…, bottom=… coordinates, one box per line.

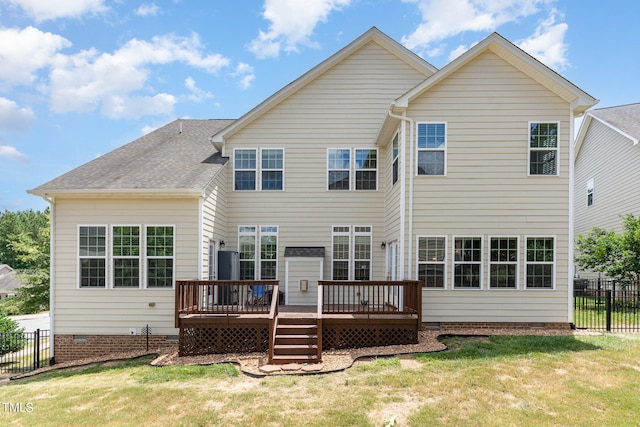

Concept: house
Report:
left=29, top=27, right=596, bottom=364
left=574, top=103, right=640, bottom=278
left=0, top=264, right=22, bottom=300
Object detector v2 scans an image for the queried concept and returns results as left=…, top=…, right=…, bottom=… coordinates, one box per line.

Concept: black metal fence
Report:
left=574, top=279, right=640, bottom=332
left=0, top=329, right=51, bottom=374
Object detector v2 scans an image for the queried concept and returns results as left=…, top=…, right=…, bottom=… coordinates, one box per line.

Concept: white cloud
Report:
left=48, top=33, right=231, bottom=117
left=401, top=0, right=550, bottom=52
left=135, top=3, right=160, bottom=17
left=1, top=0, right=108, bottom=22
left=249, top=0, right=352, bottom=58
left=233, top=63, right=255, bottom=90
left=183, top=77, right=213, bottom=102
left=0, top=145, right=29, bottom=163
left=516, top=9, right=569, bottom=70
left=0, top=26, right=71, bottom=88
left=0, top=97, right=35, bottom=131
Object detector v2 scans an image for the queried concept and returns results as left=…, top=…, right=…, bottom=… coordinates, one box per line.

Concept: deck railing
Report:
left=175, top=280, right=279, bottom=327
left=319, top=280, right=422, bottom=322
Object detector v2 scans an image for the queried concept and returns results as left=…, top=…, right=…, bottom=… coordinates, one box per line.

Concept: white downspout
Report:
left=41, top=195, right=55, bottom=363
left=568, top=109, right=576, bottom=324
left=388, top=108, right=414, bottom=279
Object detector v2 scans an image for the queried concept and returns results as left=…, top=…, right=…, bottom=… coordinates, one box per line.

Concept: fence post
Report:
left=605, top=290, right=612, bottom=332
left=33, top=329, right=40, bottom=370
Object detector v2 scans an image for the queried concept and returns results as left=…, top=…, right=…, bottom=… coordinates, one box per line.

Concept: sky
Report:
left=1, top=0, right=639, bottom=212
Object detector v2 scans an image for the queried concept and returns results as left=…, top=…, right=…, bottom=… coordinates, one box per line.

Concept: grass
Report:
left=574, top=297, right=640, bottom=329
left=2, top=334, right=640, bottom=426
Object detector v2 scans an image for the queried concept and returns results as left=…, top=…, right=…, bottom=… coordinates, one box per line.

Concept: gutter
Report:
left=387, top=107, right=415, bottom=279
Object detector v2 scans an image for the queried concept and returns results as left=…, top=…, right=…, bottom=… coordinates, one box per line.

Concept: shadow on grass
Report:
left=415, top=334, right=606, bottom=362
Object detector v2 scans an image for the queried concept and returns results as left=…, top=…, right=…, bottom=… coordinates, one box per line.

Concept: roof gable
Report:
left=393, top=32, right=596, bottom=115
left=211, top=27, right=437, bottom=150
left=574, top=103, right=640, bottom=159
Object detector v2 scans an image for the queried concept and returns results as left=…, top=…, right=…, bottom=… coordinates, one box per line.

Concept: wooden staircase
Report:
left=271, top=316, right=321, bottom=364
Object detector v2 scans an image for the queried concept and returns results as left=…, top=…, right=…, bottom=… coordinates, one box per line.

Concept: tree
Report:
left=0, top=312, right=26, bottom=356
left=575, top=214, right=640, bottom=282
left=0, top=209, right=49, bottom=269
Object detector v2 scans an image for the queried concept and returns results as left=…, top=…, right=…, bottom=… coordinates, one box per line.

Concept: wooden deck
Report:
left=176, top=280, right=422, bottom=364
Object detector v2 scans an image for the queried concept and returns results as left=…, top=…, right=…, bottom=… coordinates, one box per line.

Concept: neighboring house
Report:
left=29, top=27, right=596, bottom=363
left=574, top=103, right=640, bottom=278
left=0, top=264, right=22, bottom=300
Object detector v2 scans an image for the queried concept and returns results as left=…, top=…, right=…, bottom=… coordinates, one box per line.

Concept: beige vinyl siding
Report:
left=406, top=51, right=571, bottom=322
left=201, top=171, right=228, bottom=279
left=383, top=129, right=403, bottom=246
left=223, top=41, right=428, bottom=282
left=574, top=119, right=640, bottom=278
left=53, top=197, right=200, bottom=335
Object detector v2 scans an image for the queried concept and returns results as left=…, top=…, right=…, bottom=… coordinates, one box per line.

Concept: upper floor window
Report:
left=79, top=226, right=106, bottom=288
left=328, top=148, right=378, bottom=191
left=417, top=123, right=446, bottom=176
left=234, top=148, right=284, bottom=191
left=587, top=178, right=594, bottom=206
left=529, top=122, right=558, bottom=175
left=392, top=133, right=399, bottom=184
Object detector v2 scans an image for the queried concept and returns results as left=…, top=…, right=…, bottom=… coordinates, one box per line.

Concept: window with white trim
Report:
left=417, top=236, right=446, bottom=288
left=261, top=149, right=284, bottom=190
left=79, top=226, right=107, bottom=288
left=328, top=148, right=378, bottom=191
left=526, top=237, right=555, bottom=289
left=489, top=237, right=518, bottom=289
left=529, top=122, right=558, bottom=175
left=146, top=226, right=174, bottom=288
left=417, top=123, right=446, bottom=176
left=234, top=149, right=257, bottom=190
left=112, top=225, right=140, bottom=288
left=392, top=133, right=399, bottom=185
left=238, top=226, right=279, bottom=280
left=587, top=178, right=594, bottom=206
left=453, top=237, right=482, bottom=289
left=331, top=226, right=372, bottom=280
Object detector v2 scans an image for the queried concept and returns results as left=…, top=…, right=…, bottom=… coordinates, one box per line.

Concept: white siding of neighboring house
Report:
left=404, top=51, right=572, bottom=322
left=574, top=118, right=640, bottom=278
left=221, top=41, right=430, bottom=291
left=52, top=197, right=201, bottom=336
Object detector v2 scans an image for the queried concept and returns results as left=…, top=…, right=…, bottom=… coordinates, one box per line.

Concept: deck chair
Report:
left=248, top=284, right=267, bottom=306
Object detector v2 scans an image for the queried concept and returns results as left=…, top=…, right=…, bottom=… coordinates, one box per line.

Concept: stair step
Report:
left=278, top=317, right=317, bottom=325
left=274, top=344, right=318, bottom=355
left=275, top=334, right=317, bottom=344
left=270, top=354, right=320, bottom=365
left=276, top=324, right=317, bottom=335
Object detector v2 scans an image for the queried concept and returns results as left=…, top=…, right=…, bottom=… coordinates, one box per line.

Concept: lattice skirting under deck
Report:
left=179, top=323, right=269, bottom=356
left=321, top=319, right=418, bottom=350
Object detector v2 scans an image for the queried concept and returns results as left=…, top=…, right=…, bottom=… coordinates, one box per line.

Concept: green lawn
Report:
left=2, top=334, right=640, bottom=426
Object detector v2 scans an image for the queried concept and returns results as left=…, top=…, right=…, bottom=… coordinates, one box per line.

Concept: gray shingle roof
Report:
left=284, top=247, right=326, bottom=258
left=29, top=119, right=235, bottom=194
left=590, top=103, right=640, bottom=141
left=0, top=264, right=23, bottom=294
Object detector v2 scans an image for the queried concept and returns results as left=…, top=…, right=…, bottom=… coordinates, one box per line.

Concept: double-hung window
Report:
left=112, top=226, right=140, bottom=288
left=234, top=149, right=284, bottom=191
left=529, top=122, right=559, bottom=175
left=453, top=237, right=482, bottom=289
left=417, top=123, right=446, bottom=176
left=146, top=226, right=174, bottom=288
left=526, top=237, right=555, bottom=289
left=331, top=226, right=372, bottom=280
left=328, top=148, right=378, bottom=190
left=489, top=237, right=518, bottom=289
left=79, top=226, right=107, bottom=288
left=238, top=225, right=279, bottom=280
left=417, top=236, right=446, bottom=288
left=234, top=149, right=257, bottom=190
left=261, top=149, right=284, bottom=190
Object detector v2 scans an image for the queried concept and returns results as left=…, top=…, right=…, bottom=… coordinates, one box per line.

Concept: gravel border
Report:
left=4, top=326, right=585, bottom=381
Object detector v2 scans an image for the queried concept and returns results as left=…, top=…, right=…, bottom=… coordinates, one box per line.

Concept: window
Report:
left=331, top=226, right=372, bottom=280
left=355, top=149, right=377, bottom=190
left=328, top=148, right=378, bottom=191
left=453, top=237, right=482, bottom=289
left=526, top=237, right=555, bottom=289
left=261, top=149, right=284, bottom=190
left=587, top=178, right=594, bottom=206
left=392, top=133, right=399, bottom=184
left=417, top=123, right=446, bottom=176
left=79, top=226, right=106, bottom=288
left=112, top=226, right=140, bottom=288
left=238, top=226, right=279, bottom=280
left=260, top=226, right=278, bottom=279
left=418, top=237, right=446, bottom=288
left=489, top=237, right=518, bottom=289
left=234, top=149, right=256, bottom=190
left=239, top=226, right=256, bottom=280
left=146, top=226, right=174, bottom=288
left=529, top=122, right=558, bottom=175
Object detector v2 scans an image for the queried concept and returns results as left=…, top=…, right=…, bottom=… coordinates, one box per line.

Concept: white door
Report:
left=386, top=241, right=403, bottom=309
